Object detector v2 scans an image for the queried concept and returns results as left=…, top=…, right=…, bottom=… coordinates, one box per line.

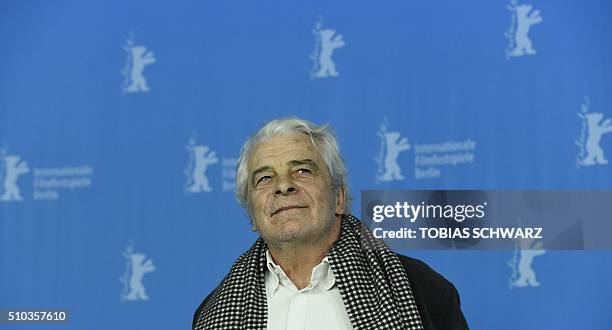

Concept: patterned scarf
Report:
left=193, top=214, right=424, bottom=330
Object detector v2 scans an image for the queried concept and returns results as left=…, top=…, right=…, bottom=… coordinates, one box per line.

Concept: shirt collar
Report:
left=265, top=249, right=336, bottom=298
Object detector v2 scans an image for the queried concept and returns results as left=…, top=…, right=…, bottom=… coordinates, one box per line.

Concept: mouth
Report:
left=272, top=206, right=308, bottom=216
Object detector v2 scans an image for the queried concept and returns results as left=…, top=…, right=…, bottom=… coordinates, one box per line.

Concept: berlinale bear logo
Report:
left=122, top=35, right=156, bottom=93
left=310, top=16, right=345, bottom=79
left=375, top=119, right=411, bottom=183
left=576, top=97, right=612, bottom=167
left=505, top=1, right=543, bottom=58
left=508, top=237, right=545, bottom=288
left=0, top=149, right=29, bottom=202
left=184, top=132, right=218, bottom=193
left=121, top=242, right=156, bottom=302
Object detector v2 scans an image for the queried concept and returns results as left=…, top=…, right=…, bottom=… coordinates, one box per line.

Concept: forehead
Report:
left=248, top=134, right=323, bottom=170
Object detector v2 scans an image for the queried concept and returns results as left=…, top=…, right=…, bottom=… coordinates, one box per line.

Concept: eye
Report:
left=296, top=168, right=312, bottom=176
left=256, top=176, right=271, bottom=185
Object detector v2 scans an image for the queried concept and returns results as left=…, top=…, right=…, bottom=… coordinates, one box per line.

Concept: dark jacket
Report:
left=395, top=254, right=469, bottom=329
left=194, top=253, right=469, bottom=329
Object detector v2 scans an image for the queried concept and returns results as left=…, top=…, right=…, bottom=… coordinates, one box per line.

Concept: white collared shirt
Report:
left=265, top=250, right=353, bottom=330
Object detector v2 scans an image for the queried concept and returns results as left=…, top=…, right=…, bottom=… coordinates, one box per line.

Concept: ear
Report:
left=335, top=185, right=346, bottom=216
left=251, top=224, right=258, bottom=232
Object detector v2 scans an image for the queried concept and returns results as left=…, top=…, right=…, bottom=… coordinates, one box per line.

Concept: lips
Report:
left=272, top=205, right=308, bottom=216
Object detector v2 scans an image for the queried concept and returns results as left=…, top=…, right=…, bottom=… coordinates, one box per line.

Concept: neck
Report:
left=267, top=216, right=341, bottom=290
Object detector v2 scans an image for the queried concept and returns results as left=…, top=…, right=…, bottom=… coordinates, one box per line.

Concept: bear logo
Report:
left=121, top=244, right=155, bottom=301
left=376, top=120, right=411, bottom=182
left=184, top=135, right=218, bottom=193
left=506, top=2, right=543, bottom=58
left=0, top=154, right=29, bottom=202
left=122, top=37, right=156, bottom=93
left=579, top=112, right=612, bottom=166
left=310, top=18, right=345, bottom=78
left=509, top=238, right=545, bottom=288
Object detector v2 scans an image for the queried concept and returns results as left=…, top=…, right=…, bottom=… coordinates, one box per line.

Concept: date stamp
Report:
left=0, top=310, right=69, bottom=323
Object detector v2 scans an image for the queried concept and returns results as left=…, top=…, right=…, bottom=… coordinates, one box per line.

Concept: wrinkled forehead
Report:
left=247, top=133, right=323, bottom=171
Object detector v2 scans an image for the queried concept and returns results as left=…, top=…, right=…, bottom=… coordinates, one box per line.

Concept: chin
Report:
left=273, top=229, right=308, bottom=243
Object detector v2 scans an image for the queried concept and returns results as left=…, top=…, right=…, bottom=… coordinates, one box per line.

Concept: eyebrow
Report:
left=288, top=159, right=320, bottom=171
left=250, top=159, right=320, bottom=184
left=251, top=166, right=273, bottom=185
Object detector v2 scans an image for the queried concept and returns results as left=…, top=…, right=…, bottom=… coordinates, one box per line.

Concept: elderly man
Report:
left=193, top=117, right=468, bottom=330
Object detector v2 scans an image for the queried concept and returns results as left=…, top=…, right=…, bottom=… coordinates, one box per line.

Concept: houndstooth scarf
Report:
left=193, top=214, right=424, bottom=330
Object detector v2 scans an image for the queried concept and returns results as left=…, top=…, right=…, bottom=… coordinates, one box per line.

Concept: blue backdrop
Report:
left=1, top=0, right=611, bottom=329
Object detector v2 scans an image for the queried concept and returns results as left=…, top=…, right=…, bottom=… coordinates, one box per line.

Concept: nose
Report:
left=275, top=174, right=297, bottom=196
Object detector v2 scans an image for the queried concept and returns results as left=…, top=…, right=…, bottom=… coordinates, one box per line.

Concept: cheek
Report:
left=299, top=182, right=332, bottom=206
left=251, top=190, right=274, bottom=216
left=321, top=186, right=338, bottom=209
left=262, top=195, right=275, bottom=215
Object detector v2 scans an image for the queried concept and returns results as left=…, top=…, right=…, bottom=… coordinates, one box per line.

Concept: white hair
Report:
left=235, top=117, right=351, bottom=212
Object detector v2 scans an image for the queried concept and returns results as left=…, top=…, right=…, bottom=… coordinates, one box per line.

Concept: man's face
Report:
left=246, top=134, right=344, bottom=246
